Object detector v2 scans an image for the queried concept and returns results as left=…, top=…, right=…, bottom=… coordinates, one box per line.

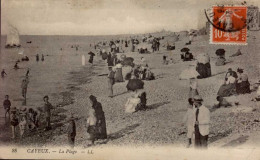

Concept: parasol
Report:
left=88, top=51, right=95, bottom=56
left=122, top=57, right=134, bottom=66
left=126, top=79, right=144, bottom=91
left=179, top=67, right=199, bottom=80
left=216, top=49, right=225, bottom=56
left=181, top=47, right=190, bottom=52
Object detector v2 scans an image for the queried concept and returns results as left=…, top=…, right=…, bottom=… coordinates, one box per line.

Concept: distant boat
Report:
left=5, top=25, right=21, bottom=48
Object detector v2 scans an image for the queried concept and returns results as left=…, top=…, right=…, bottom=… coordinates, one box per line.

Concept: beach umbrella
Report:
left=181, top=47, right=190, bottom=52
left=216, top=49, right=225, bottom=56
left=122, top=57, right=134, bottom=66
left=126, top=79, right=144, bottom=91
left=88, top=51, right=95, bottom=56
left=179, top=67, right=199, bottom=80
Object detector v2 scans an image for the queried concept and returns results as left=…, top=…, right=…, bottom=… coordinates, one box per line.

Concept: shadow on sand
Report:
left=147, top=101, right=171, bottom=110
left=96, top=124, right=140, bottom=145
left=222, top=135, right=249, bottom=148
left=209, top=129, right=232, bottom=144
left=113, top=91, right=129, bottom=97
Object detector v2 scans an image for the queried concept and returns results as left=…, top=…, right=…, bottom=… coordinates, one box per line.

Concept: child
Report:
left=183, top=98, right=195, bottom=148
left=27, top=108, right=40, bottom=130
left=86, top=108, right=97, bottom=146
left=10, top=107, right=19, bottom=139
left=3, top=95, right=11, bottom=118
left=19, top=115, right=27, bottom=138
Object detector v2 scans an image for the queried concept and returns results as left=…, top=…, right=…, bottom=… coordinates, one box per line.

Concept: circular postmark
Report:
left=205, top=5, right=247, bottom=32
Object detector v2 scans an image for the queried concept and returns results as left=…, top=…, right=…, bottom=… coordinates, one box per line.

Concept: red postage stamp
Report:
left=206, top=6, right=247, bottom=45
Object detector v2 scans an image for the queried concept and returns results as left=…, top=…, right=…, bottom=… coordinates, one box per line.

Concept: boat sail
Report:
left=5, top=25, right=21, bottom=48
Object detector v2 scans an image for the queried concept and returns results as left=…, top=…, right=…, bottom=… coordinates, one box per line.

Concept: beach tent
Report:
left=5, top=25, right=21, bottom=48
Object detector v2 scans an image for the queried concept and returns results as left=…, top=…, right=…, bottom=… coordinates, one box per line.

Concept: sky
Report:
left=1, top=0, right=260, bottom=35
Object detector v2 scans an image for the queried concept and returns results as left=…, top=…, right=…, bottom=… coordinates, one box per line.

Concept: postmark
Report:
left=205, top=5, right=247, bottom=45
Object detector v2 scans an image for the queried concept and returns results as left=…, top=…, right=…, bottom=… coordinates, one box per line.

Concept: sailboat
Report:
left=5, top=25, right=21, bottom=48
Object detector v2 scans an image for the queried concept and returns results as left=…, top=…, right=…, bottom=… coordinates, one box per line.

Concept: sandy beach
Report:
left=0, top=31, right=259, bottom=148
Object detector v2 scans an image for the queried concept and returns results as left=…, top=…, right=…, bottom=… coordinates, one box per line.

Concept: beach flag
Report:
left=82, top=54, right=85, bottom=66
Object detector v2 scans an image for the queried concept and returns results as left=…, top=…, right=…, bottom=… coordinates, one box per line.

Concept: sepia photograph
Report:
left=0, top=0, right=260, bottom=159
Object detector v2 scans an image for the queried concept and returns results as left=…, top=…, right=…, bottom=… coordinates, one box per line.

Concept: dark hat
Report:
left=89, top=95, right=97, bottom=102
left=43, top=95, right=49, bottom=99
left=193, top=95, right=203, bottom=102
left=181, top=47, right=190, bottom=52
left=216, top=49, right=225, bottom=56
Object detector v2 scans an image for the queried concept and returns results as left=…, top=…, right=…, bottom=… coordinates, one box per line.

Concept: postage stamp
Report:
left=206, top=5, right=247, bottom=45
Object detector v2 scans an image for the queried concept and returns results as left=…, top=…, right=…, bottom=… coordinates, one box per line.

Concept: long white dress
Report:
left=82, top=54, right=86, bottom=66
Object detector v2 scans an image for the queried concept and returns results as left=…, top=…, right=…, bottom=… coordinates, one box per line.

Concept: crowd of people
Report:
left=2, top=31, right=259, bottom=150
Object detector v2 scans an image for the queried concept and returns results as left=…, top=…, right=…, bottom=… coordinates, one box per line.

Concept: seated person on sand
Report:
left=14, top=63, right=19, bottom=70
left=252, top=85, right=260, bottom=102
left=167, top=43, right=175, bottom=50
left=215, top=96, right=232, bottom=108
left=217, top=70, right=237, bottom=97
left=215, top=49, right=226, bottom=66
left=230, top=49, right=242, bottom=57
left=125, top=89, right=147, bottom=113
left=215, top=56, right=226, bottom=66
left=236, top=68, right=250, bottom=94
left=144, top=67, right=155, bottom=80
left=181, top=50, right=194, bottom=61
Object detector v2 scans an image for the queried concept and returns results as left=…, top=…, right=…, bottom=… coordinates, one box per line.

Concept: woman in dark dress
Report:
left=89, top=55, right=94, bottom=64
left=89, top=95, right=107, bottom=139
left=236, top=68, right=250, bottom=94
left=196, top=63, right=208, bottom=79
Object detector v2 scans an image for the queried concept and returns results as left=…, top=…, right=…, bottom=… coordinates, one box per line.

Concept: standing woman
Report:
left=88, top=52, right=95, bottom=65
left=107, top=67, right=115, bottom=98
left=89, top=95, right=107, bottom=139
left=189, top=77, right=199, bottom=99
left=114, top=63, right=124, bottom=82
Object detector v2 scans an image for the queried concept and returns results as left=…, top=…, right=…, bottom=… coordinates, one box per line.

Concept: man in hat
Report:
left=43, top=95, right=55, bottom=131
left=193, top=95, right=210, bottom=148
